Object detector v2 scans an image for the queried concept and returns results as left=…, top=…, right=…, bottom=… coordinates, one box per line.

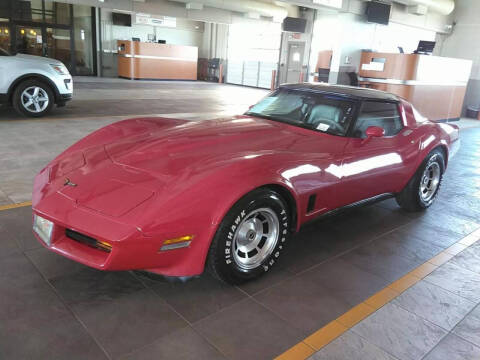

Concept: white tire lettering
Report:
left=226, top=259, right=232, bottom=264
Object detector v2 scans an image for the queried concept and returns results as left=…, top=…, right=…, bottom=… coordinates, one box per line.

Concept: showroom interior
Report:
left=1, top=0, right=480, bottom=359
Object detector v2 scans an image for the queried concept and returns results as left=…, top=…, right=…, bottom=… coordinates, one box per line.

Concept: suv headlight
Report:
left=50, top=64, right=69, bottom=75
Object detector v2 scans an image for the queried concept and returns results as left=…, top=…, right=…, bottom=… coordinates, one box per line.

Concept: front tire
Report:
left=13, top=80, right=54, bottom=117
left=208, top=188, right=291, bottom=284
left=396, top=149, right=445, bottom=212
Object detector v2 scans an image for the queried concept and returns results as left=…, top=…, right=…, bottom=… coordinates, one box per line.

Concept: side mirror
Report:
left=365, top=126, right=385, bottom=138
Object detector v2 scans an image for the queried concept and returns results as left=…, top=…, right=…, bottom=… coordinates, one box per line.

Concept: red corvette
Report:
left=32, top=84, right=460, bottom=284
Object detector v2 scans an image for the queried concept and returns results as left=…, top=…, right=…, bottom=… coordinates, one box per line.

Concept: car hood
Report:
left=103, top=116, right=307, bottom=177
left=14, top=53, right=64, bottom=65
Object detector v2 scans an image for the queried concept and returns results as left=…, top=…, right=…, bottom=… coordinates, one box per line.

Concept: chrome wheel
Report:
left=21, top=86, right=49, bottom=113
left=419, top=162, right=441, bottom=203
left=232, top=208, right=279, bottom=270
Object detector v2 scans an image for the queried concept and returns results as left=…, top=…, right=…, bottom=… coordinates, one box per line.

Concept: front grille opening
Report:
left=66, top=229, right=112, bottom=253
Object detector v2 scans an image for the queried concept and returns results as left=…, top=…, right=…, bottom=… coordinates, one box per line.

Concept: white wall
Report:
left=309, top=3, right=439, bottom=84
left=438, top=0, right=480, bottom=111
left=341, top=0, right=451, bottom=33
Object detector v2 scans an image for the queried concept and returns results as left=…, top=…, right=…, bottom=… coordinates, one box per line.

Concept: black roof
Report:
left=280, top=83, right=400, bottom=102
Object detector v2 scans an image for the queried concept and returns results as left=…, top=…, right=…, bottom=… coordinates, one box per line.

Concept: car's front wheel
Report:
left=13, top=80, right=54, bottom=117
left=396, top=148, right=445, bottom=212
left=208, top=188, right=291, bottom=284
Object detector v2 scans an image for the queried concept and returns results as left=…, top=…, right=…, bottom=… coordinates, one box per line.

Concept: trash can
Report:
left=466, top=106, right=480, bottom=119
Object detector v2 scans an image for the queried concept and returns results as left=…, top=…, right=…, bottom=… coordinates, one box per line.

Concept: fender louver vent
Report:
left=307, top=194, right=316, bottom=213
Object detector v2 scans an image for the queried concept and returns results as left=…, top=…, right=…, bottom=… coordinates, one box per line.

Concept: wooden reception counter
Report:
left=117, top=40, right=198, bottom=80
left=358, top=52, right=472, bottom=121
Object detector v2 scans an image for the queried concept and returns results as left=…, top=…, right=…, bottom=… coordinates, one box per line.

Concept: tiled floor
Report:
left=311, top=241, right=480, bottom=360
left=1, top=79, right=480, bottom=359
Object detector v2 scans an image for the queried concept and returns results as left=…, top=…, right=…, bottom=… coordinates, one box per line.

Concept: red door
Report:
left=336, top=101, right=419, bottom=206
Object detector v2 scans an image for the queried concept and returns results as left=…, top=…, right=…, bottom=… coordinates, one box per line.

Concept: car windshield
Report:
left=245, top=88, right=357, bottom=136
left=0, top=47, right=11, bottom=56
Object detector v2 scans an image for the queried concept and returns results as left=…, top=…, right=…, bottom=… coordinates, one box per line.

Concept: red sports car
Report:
left=32, top=83, right=460, bottom=284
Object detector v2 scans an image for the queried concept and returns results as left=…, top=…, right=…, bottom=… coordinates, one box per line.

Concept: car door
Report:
left=0, top=51, right=10, bottom=94
left=336, top=100, right=419, bottom=206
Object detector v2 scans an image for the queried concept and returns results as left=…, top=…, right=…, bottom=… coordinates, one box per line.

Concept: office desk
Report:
left=358, top=52, right=472, bottom=121
left=117, top=40, right=198, bottom=80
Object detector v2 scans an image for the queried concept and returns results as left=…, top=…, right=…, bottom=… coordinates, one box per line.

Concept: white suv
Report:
left=0, top=47, right=73, bottom=117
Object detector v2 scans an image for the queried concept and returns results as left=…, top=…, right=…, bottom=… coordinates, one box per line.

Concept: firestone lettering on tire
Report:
left=224, top=206, right=289, bottom=274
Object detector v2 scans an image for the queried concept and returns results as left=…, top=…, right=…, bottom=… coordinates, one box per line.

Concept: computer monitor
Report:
left=415, top=41, right=435, bottom=54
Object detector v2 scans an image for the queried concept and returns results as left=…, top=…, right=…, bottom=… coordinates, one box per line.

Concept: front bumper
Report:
left=59, top=93, right=73, bottom=102
left=32, top=176, right=214, bottom=276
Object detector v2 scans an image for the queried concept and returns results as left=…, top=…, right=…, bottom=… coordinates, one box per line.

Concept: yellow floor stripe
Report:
left=303, top=321, right=347, bottom=350
left=428, top=251, right=455, bottom=266
left=0, top=201, right=32, bottom=211
left=364, top=287, right=399, bottom=310
left=336, top=303, right=375, bottom=328
left=275, top=228, right=480, bottom=359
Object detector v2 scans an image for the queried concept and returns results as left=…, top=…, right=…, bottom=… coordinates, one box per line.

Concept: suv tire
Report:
left=13, top=79, right=54, bottom=117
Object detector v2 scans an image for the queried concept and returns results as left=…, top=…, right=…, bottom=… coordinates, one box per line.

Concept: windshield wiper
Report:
left=245, top=112, right=278, bottom=121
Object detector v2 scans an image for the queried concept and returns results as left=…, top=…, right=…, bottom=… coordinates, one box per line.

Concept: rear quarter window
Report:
left=353, top=101, right=403, bottom=138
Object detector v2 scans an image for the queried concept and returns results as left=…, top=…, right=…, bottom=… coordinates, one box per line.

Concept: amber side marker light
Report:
left=160, top=235, right=194, bottom=251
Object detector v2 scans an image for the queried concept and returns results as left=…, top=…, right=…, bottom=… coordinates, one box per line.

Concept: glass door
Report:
left=9, top=1, right=95, bottom=75
left=0, top=23, right=10, bottom=52
left=45, top=26, right=71, bottom=70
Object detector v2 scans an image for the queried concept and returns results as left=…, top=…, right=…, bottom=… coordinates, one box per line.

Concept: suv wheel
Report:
left=13, top=80, right=54, bottom=117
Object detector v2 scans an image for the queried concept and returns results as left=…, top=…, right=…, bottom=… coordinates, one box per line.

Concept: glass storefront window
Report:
left=44, top=0, right=70, bottom=25
left=3, top=1, right=95, bottom=75
left=0, top=1, right=11, bottom=19
left=15, top=25, right=43, bottom=56
left=0, top=24, right=11, bottom=52
left=46, top=27, right=71, bottom=70
left=13, top=0, right=43, bottom=22
left=73, top=5, right=94, bottom=75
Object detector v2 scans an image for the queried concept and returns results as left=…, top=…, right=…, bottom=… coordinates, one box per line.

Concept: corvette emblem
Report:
left=64, top=178, right=77, bottom=187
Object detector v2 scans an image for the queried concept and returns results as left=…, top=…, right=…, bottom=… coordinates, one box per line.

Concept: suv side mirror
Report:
left=365, top=126, right=384, bottom=138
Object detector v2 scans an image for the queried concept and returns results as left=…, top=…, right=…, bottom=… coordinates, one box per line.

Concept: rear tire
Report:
left=13, top=79, right=54, bottom=117
left=207, top=188, right=291, bottom=284
left=396, top=149, right=445, bottom=212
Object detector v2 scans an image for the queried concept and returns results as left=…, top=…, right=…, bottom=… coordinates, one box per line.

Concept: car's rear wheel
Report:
left=396, top=148, right=445, bottom=212
left=13, top=80, right=54, bottom=117
left=208, top=188, right=291, bottom=284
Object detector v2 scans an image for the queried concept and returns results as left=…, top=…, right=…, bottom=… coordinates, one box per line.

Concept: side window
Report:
left=353, top=101, right=403, bottom=138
